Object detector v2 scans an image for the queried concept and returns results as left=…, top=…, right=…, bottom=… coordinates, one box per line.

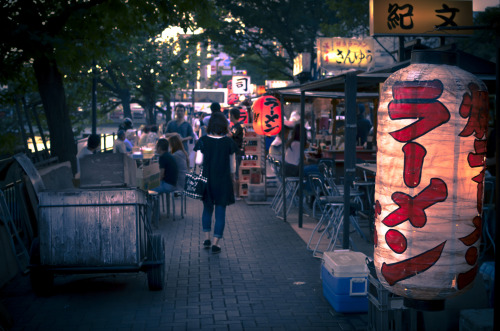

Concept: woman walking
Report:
left=194, top=112, right=236, bottom=254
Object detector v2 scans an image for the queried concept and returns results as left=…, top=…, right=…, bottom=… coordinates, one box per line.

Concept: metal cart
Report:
left=29, top=188, right=165, bottom=294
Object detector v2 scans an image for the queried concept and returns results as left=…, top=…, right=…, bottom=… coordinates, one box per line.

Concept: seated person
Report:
left=284, top=123, right=305, bottom=177
left=124, top=129, right=137, bottom=152
left=152, top=138, right=178, bottom=194
left=168, top=134, right=189, bottom=190
left=146, top=125, right=159, bottom=145
left=113, top=130, right=127, bottom=153
left=76, top=134, right=100, bottom=176
left=138, top=125, right=151, bottom=147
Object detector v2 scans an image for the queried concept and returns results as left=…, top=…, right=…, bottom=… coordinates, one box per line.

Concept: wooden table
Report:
left=356, top=162, right=377, bottom=176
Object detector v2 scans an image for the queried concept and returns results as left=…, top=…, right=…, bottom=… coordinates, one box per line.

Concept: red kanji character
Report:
left=468, top=139, right=487, bottom=212
left=459, top=83, right=489, bottom=139
left=388, top=80, right=450, bottom=142
left=385, top=229, right=407, bottom=254
left=381, top=241, right=446, bottom=285
left=457, top=265, right=478, bottom=290
left=402, top=142, right=427, bottom=188
left=459, top=216, right=482, bottom=247
left=382, top=178, right=448, bottom=228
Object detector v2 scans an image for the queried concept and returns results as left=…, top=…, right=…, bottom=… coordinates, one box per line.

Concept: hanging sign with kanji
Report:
left=317, top=37, right=374, bottom=71
left=370, top=0, right=473, bottom=36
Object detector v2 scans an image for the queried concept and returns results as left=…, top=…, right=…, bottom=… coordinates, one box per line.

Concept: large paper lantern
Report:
left=252, top=95, right=282, bottom=136
left=374, top=51, right=488, bottom=310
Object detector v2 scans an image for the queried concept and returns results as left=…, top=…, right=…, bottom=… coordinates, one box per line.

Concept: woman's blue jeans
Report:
left=202, top=201, right=226, bottom=239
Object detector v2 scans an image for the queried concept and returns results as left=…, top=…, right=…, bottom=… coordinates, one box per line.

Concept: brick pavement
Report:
left=1, top=197, right=369, bottom=331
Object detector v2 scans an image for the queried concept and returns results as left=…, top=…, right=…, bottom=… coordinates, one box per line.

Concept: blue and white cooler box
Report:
left=321, top=250, right=369, bottom=313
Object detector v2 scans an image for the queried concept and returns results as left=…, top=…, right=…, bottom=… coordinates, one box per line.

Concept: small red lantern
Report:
left=252, top=95, right=282, bottom=136
left=228, top=93, right=239, bottom=105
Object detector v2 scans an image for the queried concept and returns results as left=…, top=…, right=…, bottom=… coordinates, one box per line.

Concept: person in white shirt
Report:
left=113, top=130, right=127, bottom=153
left=76, top=134, right=100, bottom=176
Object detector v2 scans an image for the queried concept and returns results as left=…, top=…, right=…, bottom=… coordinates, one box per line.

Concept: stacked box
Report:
left=239, top=167, right=261, bottom=183
left=244, top=138, right=263, bottom=154
left=241, top=155, right=260, bottom=167
left=321, top=250, right=369, bottom=313
left=244, top=124, right=258, bottom=138
left=248, top=183, right=266, bottom=202
left=239, top=182, right=249, bottom=196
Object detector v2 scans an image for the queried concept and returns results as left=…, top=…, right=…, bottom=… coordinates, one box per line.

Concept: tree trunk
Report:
left=120, top=89, right=132, bottom=120
left=33, top=54, right=77, bottom=172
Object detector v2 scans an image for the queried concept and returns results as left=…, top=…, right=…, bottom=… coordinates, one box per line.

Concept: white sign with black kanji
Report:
left=232, top=76, right=251, bottom=94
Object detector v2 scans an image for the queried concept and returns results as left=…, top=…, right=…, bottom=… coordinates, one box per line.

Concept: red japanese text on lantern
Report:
left=262, top=98, right=280, bottom=133
left=252, top=96, right=282, bottom=136
left=455, top=82, right=489, bottom=289
left=378, top=78, right=488, bottom=288
left=380, top=79, right=452, bottom=285
left=388, top=80, right=450, bottom=142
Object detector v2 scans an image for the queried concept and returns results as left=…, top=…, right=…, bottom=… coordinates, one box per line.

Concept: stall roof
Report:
left=267, top=85, right=379, bottom=101
left=269, top=47, right=496, bottom=96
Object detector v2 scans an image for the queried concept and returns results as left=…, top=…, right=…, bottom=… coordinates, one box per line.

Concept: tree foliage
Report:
left=200, top=0, right=336, bottom=80
left=455, top=5, right=500, bottom=63
left=0, top=0, right=215, bottom=166
left=321, top=0, right=369, bottom=37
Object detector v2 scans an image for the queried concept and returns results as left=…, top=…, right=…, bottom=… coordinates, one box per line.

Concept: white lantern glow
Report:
left=374, top=51, right=489, bottom=309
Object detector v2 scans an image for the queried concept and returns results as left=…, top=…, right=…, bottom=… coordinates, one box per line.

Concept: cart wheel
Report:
left=147, top=233, right=165, bottom=291
left=29, top=238, right=53, bottom=296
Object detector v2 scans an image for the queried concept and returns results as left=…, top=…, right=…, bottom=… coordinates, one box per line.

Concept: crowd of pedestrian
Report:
left=90, top=103, right=243, bottom=254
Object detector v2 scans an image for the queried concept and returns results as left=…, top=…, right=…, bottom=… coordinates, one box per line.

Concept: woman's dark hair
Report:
left=207, top=112, right=229, bottom=136
left=87, top=134, right=101, bottom=149
left=156, top=138, right=169, bottom=152
left=168, top=134, right=190, bottom=168
left=150, top=125, right=158, bottom=133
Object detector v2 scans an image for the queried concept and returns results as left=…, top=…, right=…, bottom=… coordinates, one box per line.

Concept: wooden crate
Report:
left=80, top=153, right=137, bottom=188
left=136, top=162, right=160, bottom=190
left=38, top=188, right=148, bottom=266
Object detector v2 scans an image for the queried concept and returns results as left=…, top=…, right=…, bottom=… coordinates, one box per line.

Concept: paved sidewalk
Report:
left=1, top=197, right=369, bottom=330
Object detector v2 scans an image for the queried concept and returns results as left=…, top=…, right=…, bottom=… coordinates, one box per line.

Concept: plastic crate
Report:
left=367, top=274, right=417, bottom=331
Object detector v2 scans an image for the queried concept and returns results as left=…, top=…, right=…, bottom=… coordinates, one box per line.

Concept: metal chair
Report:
left=269, top=159, right=300, bottom=217
left=307, top=174, right=344, bottom=219
left=160, top=190, right=186, bottom=221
